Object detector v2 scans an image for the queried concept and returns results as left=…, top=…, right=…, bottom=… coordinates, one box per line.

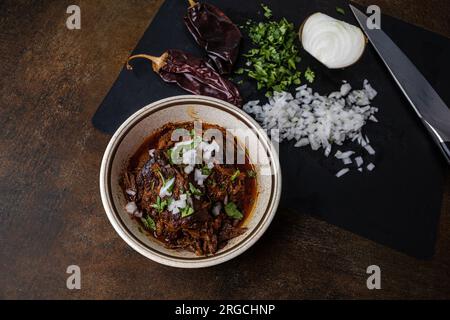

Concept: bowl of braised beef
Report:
left=100, top=95, right=281, bottom=268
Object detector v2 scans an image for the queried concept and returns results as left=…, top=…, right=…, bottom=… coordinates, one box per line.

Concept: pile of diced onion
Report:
left=243, top=80, right=379, bottom=177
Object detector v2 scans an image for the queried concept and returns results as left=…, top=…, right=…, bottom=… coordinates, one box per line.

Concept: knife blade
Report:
left=350, top=4, right=450, bottom=164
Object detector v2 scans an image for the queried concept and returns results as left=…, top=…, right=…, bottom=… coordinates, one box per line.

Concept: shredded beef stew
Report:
left=121, top=122, right=257, bottom=256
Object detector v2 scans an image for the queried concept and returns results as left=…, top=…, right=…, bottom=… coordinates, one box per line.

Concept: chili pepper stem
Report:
left=126, top=53, right=168, bottom=73
left=188, top=0, right=197, bottom=8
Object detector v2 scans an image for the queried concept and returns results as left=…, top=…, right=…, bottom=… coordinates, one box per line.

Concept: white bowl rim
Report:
left=99, top=95, right=282, bottom=268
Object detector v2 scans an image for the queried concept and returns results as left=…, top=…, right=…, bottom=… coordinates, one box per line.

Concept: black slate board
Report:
left=93, top=0, right=449, bottom=259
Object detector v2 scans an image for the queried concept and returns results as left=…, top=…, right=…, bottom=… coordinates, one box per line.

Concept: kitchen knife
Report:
left=350, top=4, right=450, bottom=164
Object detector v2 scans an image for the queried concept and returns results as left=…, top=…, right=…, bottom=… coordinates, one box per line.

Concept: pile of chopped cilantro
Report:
left=237, top=4, right=304, bottom=96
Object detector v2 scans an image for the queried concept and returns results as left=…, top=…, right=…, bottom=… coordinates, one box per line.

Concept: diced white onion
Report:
left=340, top=83, right=352, bottom=96
left=173, top=135, right=221, bottom=165
left=126, top=189, right=136, bottom=196
left=364, top=144, right=376, bottom=155
left=212, top=203, right=222, bottom=216
left=184, top=165, right=194, bottom=174
left=335, top=150, right=355, bottom=159
left=324, top=145, right=331, bottom=157
left=194, top=168, right=209, bottom=186
left=168, top=194, right=188, bottom=215
left=125, top=202, right=138, bottom=215
left=355, top=156, right=364, bottom=168
left=342, top=158, right=352, bottom=165
left=159, top=177, right=175, bottom=198
left=243, top=80, right=379, bottom=175
left=336, top=168, right=350, bottom=178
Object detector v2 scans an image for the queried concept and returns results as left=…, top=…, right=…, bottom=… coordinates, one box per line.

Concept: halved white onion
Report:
left=300, top=13, right=366, bottom=69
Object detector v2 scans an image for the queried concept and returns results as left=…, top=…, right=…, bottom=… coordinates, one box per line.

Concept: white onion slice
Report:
left=300, top=12, right=366, bottom=69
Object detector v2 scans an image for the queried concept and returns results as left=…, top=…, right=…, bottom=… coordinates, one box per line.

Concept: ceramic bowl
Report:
left=99, top=95, right=281, bottom=268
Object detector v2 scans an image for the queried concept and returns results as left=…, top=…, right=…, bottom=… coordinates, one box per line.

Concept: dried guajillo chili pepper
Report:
left=184, top=0, right=242, bottom=74
left=126, top=50, right=242, bottom=107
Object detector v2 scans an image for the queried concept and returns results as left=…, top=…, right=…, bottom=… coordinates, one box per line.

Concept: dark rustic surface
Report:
left=0, top=0, right=449, bottom=299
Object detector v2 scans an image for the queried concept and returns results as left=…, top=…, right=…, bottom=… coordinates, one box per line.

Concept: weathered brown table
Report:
left=1, top=0, right=449, bottom=299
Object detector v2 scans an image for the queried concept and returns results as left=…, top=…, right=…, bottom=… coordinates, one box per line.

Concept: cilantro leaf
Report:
left=201, top=165, right=212, bottom=176
left=141, top=216, right=156, bottom=231
left=305, top=67, right=315, bottom=83
left=261, top=3, right=272, bottom=19
left=230, top=169, right=241, bottom=182
left=189, top=182, right=203, bottom=196
left=224, top=202, right=243, bottom=220
left=181, top=206, right=194, bottom=218
left=150, top=196, right=167, bottom=213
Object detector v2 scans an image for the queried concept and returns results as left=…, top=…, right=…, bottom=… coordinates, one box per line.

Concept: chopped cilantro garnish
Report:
left=243, top=13, right=302, bottom=96
left=189, top=182, right=203, bottom=196
left=261, top=3, right=272, bottom=19
left=201, top=165, right=212, bottom=175
left=150, top=196, right=167, bottom=213
left=305, top=67, right=315, bottom=83
left=141, top=216, right=156, bottom=231
left=230, top=169, right=241, bottom=182
left=181, top=206, right=194, bottom=218
left=224, top=202, right=243, bottom=220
